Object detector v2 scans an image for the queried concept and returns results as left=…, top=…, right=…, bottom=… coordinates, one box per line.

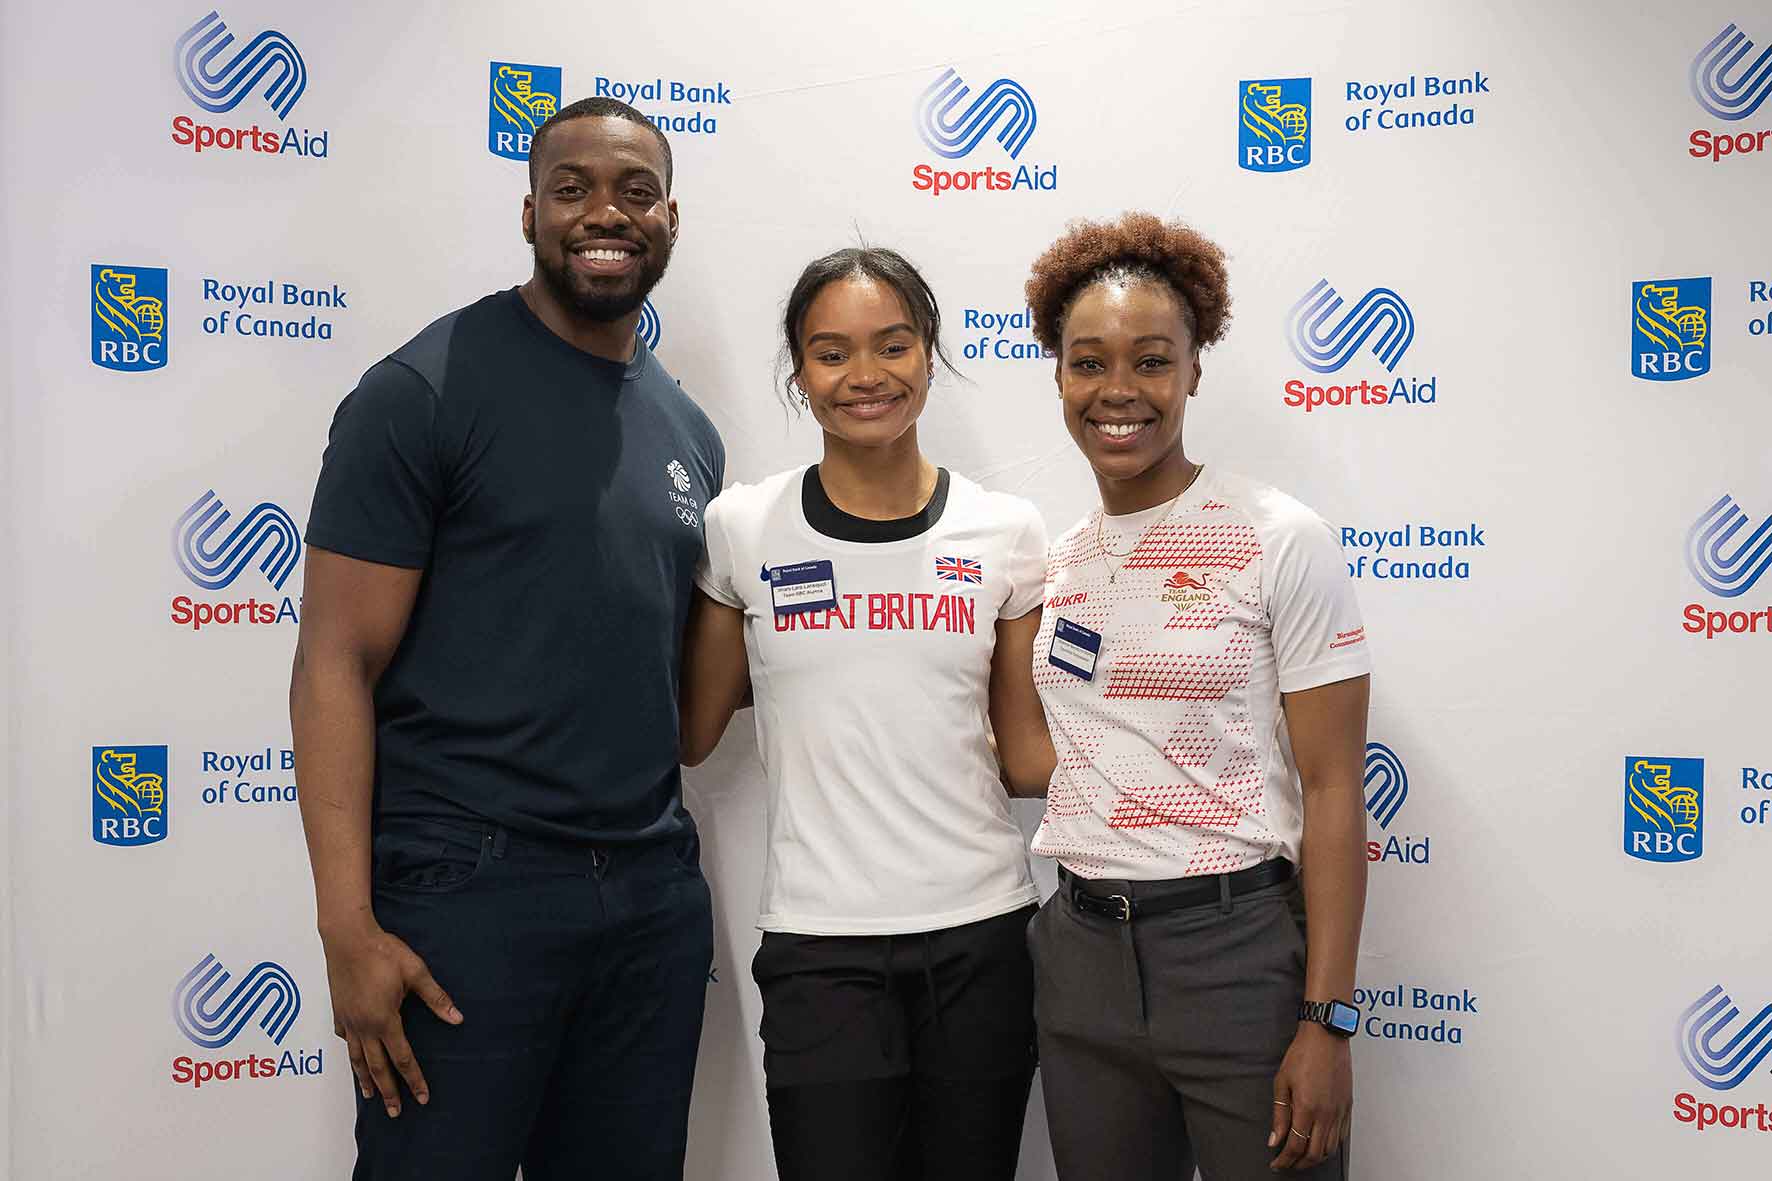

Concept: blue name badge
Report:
left=1048, top=618, right=1101, bottom=681
left=769, top=560, right=838, bottom=616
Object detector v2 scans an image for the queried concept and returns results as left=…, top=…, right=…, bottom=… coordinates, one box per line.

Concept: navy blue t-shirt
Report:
left=306, top=288, right=724, bottom=843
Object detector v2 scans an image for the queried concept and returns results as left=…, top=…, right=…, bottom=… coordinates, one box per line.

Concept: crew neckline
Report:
left=506, top=286, right=648, bottom=382
left=802, top=465, right=951, bottom=543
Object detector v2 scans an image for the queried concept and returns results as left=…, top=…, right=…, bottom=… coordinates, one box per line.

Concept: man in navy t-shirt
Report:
left=291, top=96, right=723, bottom=1180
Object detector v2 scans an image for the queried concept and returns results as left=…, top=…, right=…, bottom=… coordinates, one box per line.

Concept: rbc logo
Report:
left=92, top=746, right=168, bottom=847
left=91, top=265, right=168, bottom=372
left=1363, top=742, right=1408, bottom=829
left=1687, top=494, right=1772, bottom=598
left=1624, top=757, right=1703, bottom=862
left=638, top=298, right=662, bottom=350
left=1239, top=78, right=1310, bottom=173
left=1679, top=986, right=1772, bottom=1090
left=1632, top=278, right=1710, bottom=381
left=172, top=953, right=301, bottom=1048
left=488, top=62, right=561, bottom=160
left=173, top=490, right=302, bottom=591
left=916, top=67, right=1036, bottom=159
left=175, top=10, right=307, bottom=118
left=1288, top=279, right=1415, bottom=373
left=1691, top=23, right=1772, bottom=120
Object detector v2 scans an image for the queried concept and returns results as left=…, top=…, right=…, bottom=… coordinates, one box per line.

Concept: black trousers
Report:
left=351, top=818, right=712, bottom=1181
left=753, top=905, right=1039, bottom=1181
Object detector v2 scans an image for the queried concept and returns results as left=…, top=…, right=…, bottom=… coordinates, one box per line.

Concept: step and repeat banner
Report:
left=4, top=0, right=1769, bottom=1176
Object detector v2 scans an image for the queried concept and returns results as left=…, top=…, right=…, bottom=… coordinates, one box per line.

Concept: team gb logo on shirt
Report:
left=666, top=459, right=699, bottom=527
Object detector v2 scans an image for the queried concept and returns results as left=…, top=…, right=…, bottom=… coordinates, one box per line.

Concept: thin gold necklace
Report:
left=1095, top=464, right=1204, bottom=583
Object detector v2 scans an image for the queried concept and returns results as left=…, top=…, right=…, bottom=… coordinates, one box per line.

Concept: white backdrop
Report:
left=5, top=0, right=1771, bottom=1177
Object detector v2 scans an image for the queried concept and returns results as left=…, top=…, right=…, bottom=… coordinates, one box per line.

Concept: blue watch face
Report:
left=1329, top=1002, right=1360, bottom=1034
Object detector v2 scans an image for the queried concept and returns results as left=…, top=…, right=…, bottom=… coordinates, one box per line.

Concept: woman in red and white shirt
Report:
left=1022, top=212, right=1373, bottom=1180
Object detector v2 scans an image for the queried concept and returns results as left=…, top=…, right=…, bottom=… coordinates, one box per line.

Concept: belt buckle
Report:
left=1106, top=894, right=1132, bottom=923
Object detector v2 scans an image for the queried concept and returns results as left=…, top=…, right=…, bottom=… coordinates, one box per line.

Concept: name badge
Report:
left=769, top=560, right=838, bottom=616
left=1049, top=618, right=1101, bottom=681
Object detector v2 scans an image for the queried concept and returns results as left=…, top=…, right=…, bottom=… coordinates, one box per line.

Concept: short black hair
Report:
left=528, top=97, right=674, bottom=191
left=780, top=247, right=959, bottom=408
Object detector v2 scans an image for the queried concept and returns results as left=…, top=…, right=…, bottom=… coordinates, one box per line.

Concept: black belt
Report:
left=1061, top=858, right=1294, bottom=923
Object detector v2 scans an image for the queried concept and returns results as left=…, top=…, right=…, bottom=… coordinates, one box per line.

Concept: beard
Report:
left=534, top=238, right=671, bottom=322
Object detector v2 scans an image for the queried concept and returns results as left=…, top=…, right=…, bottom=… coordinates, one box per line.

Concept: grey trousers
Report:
left=1028, top=876, right=1348, bottom=1181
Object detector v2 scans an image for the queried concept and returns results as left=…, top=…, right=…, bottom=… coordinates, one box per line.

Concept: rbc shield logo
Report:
left=916, top=67, right=1036, bottom=159
left=1691, top=23, right=1772, bottom=121
left=488, top=62, right=561, bottom=160
left=1239, top=78, right=1310, bottom=173
left=92, top=266, right=168, bottom=372
left=1679, top=986, right=1772, bottom=1090
left=637, top=298, right=662, bottom=350
left=173, top=954, right=301, bottom=1048
left=1287, top=280, right=1415, bottom=373
left=174, top=10, right=308, bottom=118
left=1624, top=757, right=1703, bottom=862
left=173, top=490, right=302, bottom=591
left=1363, top=742, right=1409, bottom=829
left=1632, top=278, right=1710, bottom=381
left=93, top=746, right=168, bottom=847
left=1687, top=494, right=1772, bottom=598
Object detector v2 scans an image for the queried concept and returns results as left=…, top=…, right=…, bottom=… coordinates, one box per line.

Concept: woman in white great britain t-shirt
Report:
left=1020, top=213, right=1374, bottom=1181
left=678, top=247, right=1056, bottom=1181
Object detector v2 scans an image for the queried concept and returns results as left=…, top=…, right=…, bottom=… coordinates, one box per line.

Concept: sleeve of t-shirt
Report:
left=1002, top=500, right=1050, bottom=619
left=695, top=491, right=744, bottom=609
left=1265, top=506, right=1372, bottom=694
left=304, top=360, right=443, bottom=570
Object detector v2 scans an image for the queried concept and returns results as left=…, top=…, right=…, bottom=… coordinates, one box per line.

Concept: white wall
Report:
left=5, top=1, right=1770, bottom=1177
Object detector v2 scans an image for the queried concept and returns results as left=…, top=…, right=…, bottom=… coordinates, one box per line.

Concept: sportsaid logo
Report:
left=170, top=953, right=322, bottom=1088
left=1283, top=279, right=1436, bottom=412
left=910, top=67, right=1056, bottom=196
left=1364, top=742, right=1428, bottom=865
left=1239, top=78, right=1310, bottom=173
left=1671, top=986, right=1772, bottom=1133
left=1682, top=493, right=1772, bottom=639
left=1624, top=757, right=1704, bottom=863
left=488, top=62, right=562, bottom=161
left=1688, top=23, right=1772, bottom=163
left=170, top=490, right=303, bottom=631
left=1633, top=278, right=1711, bottom=381
left=92, top=265, right=168, bottom=372
left=93, top=746, right=168, bottom=847
left=638, top=297, right=662, bottom=350
left=170, top=11, right=328, bottom=160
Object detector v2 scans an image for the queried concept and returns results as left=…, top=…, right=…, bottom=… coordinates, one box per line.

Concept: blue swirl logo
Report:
left=174, top=10, right=307, bottom=119
left=1691, top=23, right=1772, bottom=121
left=1687, top=494, right=1772, bottom=598
left=1288, top=280, right=1415, bottom=375
left=1363, top=742, right=1409, bottom=830
left=916, top=67, right=1037, bottom=160
left=173, top=490, right=302, bottom=591
left=172, top=954, right=301, bottom=1049
left=1679, top=986, right=1772, bottom=1091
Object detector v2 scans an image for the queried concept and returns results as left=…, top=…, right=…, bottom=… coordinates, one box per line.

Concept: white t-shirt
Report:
left=1030, top=467, right=1371, bottom=880
left=697, top=465, right=1047, bottom=934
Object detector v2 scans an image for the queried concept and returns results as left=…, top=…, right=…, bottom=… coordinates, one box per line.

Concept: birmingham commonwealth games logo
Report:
left=1679, top=986, right=1772, bottom=1090
left=91, top=265, right=168, bottom=372
left=1239, top=78, right=1310, bottom=173
left=1624, top=757, right=1703, bottom=863
left=1363, top=742, right=1408, bottom=829
left=173, top=490, right=302, bottom=591
left=92, top=746, right=168, bottom=847
left=1632, top=277, right=1711, bottom=381
left=1691, top=23, right=1772, bottom=121
left=173, top=954, right=301, bottom=1048
left=1288, top=280, right=1415, bottom=373
left=175, top=10, right=307, bottom=118
left=1687, top=494, right=1772, bottom=597
left=637, top=298, right=662, bottom=350
left=916, top=67, right=1036, bottom=159
left=489, top=62, right=561, bottom=160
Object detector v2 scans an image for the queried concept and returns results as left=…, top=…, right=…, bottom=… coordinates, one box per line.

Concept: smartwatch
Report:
left=1299, top=999, right=1360, bottom=1038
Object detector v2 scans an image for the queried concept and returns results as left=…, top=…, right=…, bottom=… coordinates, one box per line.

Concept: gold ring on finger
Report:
left=1290, top=1127, right=1311, bottom=1141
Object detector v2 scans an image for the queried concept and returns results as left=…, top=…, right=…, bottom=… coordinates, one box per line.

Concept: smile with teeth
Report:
left=576, top=247, right=635, bottom=262
left=1093, top=420, right=1152, bottom=439
left=839, top=394, right=904, bottom=418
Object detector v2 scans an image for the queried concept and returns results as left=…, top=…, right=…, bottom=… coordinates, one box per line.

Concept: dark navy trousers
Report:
left=351, top=818, right=713, bottom=1181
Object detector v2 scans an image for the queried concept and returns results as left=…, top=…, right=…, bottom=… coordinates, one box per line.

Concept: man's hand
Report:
left=1267, top=1023, right=1352, bottom=1170
left=322, top=921, right=463, bottom=1117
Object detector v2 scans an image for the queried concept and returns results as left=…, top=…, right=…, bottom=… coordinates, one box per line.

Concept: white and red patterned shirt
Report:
left=1030, top=467, right=1370, bottom=880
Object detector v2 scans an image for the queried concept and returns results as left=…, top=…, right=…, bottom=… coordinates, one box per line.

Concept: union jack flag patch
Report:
left=934, top=556, right=983, bottom=583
